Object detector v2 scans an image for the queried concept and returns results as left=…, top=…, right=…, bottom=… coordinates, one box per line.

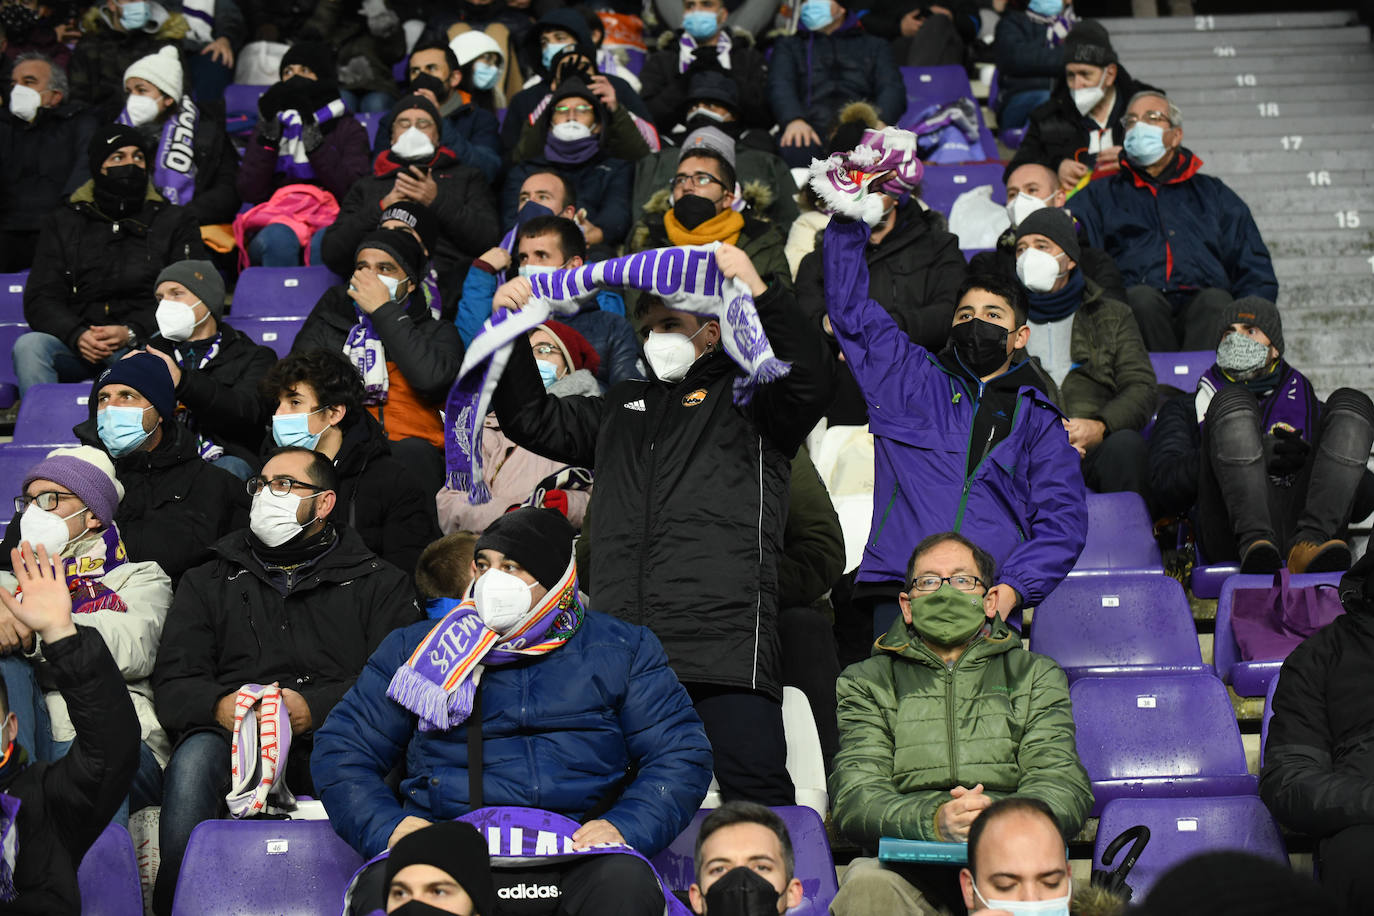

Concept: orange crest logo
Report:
left=682, top=389, right=708, bottom=408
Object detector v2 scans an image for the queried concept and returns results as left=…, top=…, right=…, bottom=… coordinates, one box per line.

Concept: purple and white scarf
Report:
left=443, top=244, right=788, bottom=501
left=182, top=0, right=216, bottom=44
left=386, top=557, right=582, bottom=732
left=808, top=126, right=925, bottom=225
left=276, top=99, right=348, bottom=181
left=118, top=94, right=200, bottom=206
left=1028, top=5, right=1078, bottom=45
left=678, top=28, right=733, bottom=73
left=344, top=314, right=389, bottom=405
left=171, top=335, right=226, bottom=461
left=422, top=268, right=442, bottom=319
left=226, top=684, right=296, bottom=818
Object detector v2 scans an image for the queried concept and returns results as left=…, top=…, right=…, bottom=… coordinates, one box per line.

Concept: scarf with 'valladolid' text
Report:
left=226, top=683, right=296, bottom=818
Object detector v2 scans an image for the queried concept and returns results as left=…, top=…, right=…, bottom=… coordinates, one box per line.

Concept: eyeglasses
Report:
left=670, top=171, right=726, bottom=191
left=1121, top=111, right=1172, bottom=129
left=532, top=343, right=561, bottom=357
left=247, top=476, right=326, bottom=498
left=14, top=491, right=80, bottom=513
left=908, top=574, right=985, bottom=593
left=554, top=104, right=593, bottom=116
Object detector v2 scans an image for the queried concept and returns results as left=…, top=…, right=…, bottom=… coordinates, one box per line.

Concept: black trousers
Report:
left=1319, top=824, right=1374, bottom=914
left=1082, top=429, right=1152, bottom=509
left=687, top=683, right=795, bottom=806
left=779, top=604, right=841, bottom=772
left=1124, top=285, right=1233, bottom=351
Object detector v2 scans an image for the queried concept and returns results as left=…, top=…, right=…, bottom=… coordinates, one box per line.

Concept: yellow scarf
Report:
left=664, top=207, right=745, bottom=247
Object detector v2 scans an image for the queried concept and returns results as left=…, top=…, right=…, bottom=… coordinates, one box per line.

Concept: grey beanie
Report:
left=1015, top=207, right=1082, bottom=264
left=155, top=260, right=225, bottom=320
left=1221, top=296, right=1284, bottom=356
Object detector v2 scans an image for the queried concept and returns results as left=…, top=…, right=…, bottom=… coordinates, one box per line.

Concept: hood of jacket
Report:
left=334, top=409, right=394, bottom=480
left=654, top=25, right=758, bottom=50
left=524, top=8, right=596, bottom=78
left=1119, top=145, right=1204, bottom=189
left=548, top=367, right=602, bottom=397
left=69, top=177, right=165, bottom=212
left=81, top=0, right=186, bottom=39
left=640, top=179, right=776, bottom=218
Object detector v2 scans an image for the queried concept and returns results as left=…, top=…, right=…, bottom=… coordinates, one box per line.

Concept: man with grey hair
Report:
left=0, top=52, right=95, bottom=270
left=1070, top=90, right=1277, bottom=351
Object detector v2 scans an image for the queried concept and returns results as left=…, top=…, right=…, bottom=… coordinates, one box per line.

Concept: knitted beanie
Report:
left=539, top=320, right=601, bottom=376
left=22, top=446, right=124, bottom=526
left=474, top=507, right=575, bottom=589
left=355, top=228, right=426, bottom=286
left=156, top=260, right=226, bottom=320
left=1221, top=296, right=1284, bottom=356
left=123, top=45, right=184, bottom=100
left=1016, top=207, right=1082, bottom=264
left=385, top=822, right=496, bottom=916
left=95, top=352, right=177, bottom=422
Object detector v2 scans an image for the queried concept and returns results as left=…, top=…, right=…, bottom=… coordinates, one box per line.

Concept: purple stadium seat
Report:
left=231, top=266, right=338, bottom=319
left=919, top=163, right=1007, bottom=218
left=1148, top=351, right=1213, bottom=393
left=1260, top=672, right=1280, bottom=768
left=0, top=271, right=26, bottom=323
left=1001, top=126, right=1027, bottom=149
left=358, top=111, right=384, bottom=148
left=899, top=65, right=976, bottom=117
left=650, top=807, right=837, bottom=915
left=1067, top=492, right=1163, bottom=576
left=1093, top=796, right=1286, bottom=900
left=172, top=819, right=364, bottom=916
left=0, top=324, right=29, bottom=409
left=1070, top=675, right=1257, bottom=815
left=233, top=317, right=306, bottom=358
left=1190, top=562, right=1240, bottom=600
left=1031, top=574, right=1209, bottom=680
left=0, top=444, right=56, bottom=502
left=1214, top=572, right=1342, bottom=697
left=224, top=83, right=268, bottom=115
left=78, top=823, right=143, bottom=916
left=12, top=383, right=87, bottom=446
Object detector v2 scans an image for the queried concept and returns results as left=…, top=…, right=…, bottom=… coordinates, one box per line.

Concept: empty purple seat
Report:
left=13, top=383, right=87, bottom=446
left=1260, top=671, right=1281, bottom=768
left=1093, top=796, right=1286, bottom=900
left=231, top=266, right=338, bottom=319
left=0, top=445, right=56, bottom=505
left=1070, top=675, right=1257, bottom=815
left=1148, top=351, right=1213, bottom=393
left=899, top=65, right=976, bottom=116
left=224, top=83, right=268, bottom=114
left=78, top=823, right=143, bottom=916
left=0, top=271, right=26, bottom=323
left=1031, top=574, right=1209, bottom=680
left=1190, top=562, right=1239, bottom=600
left=233, top=317, right=306, bottom=358
left=172, top=819, right=364, bottom=916
left=650, top=807, right=837, bottom=915
left=1215, top=572, right=1342, bottom=698
left=1067, top=492, right=1163, bottom=576
left=0, top=324, right=28, bottom=408
left=358, top=111, right=384, bottom=148
left=919, top=163, right=1006, bottom=218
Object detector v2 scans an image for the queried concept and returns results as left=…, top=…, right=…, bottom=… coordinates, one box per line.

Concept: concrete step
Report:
left=1284, top=328, right=1374, bottom=363
left=1273, top=255, right=1374, bottom=276
left=1261, top=229, right=1374, bottom=257
left=1255, top=213, right=1374, bottom=233
left=1276, top=278, right=1374, bottom=310
left=1183, top=113, right=1374, bottom=137
left=1098, top=11, right=1359, bottom=31
left=1129, top=54, right=1374, bottom=81
left=1110, top=25, right=1370, bottom=51
left=1167, top=84, right=1368, bottom=106
left=1194, top=149, right=1374, bottom=173
left=1215, top=177, right=1374, bottom=203
left=1293, top=366, right=1374, bottom=401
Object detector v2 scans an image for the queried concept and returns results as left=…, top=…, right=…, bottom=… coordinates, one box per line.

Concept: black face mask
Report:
left=409, top=71, right=449, bottom=104
left=0, top=3, right=39, bottom=40
left=948, top=317, right=1011, bottom=378
left=673, top=193, right=718, bottom=231
left=704, top=867, right=783, bottom=916
left=93, top=163, right=147, bottom=204
left=387, top=900, right=459, bottom=916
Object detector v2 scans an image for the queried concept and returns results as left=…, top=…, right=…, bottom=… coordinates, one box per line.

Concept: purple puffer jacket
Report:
left=822, top=219, right=1087, bottom=606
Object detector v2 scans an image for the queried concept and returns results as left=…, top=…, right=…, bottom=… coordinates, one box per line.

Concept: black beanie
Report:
left=384, top=822, right=496, bottom=916
left=389, top=92, right=442, bottom=126
left=1015, top=207, right=1081, bottom=264
left=1221, top=296, right=1284, bottom=356
left=379, top=201, right=439, bottom=256
left=280, top=40, right=336, bottom=83
left=355, top=228, right=426, bottom=285
left=88, top=124, right=147, bottom=177
left=1063, top=21, right=1117, bottom=66
left=1136, top=851, right=1335, bottom=916
left=474, top=507, right=575, bottom=589
left=95, top=352, right=177, bottom=422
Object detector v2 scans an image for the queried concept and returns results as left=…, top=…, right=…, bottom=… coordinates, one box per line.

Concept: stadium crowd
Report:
left=0, top=0, right=1370, bottom=912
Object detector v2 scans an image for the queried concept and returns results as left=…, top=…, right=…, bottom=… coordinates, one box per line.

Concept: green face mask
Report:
left=909, top=583, right=989, bottom=646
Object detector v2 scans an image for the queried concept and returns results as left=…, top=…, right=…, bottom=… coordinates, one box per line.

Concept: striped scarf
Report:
left=226, top=684, right=296, bottom=818
left=171, top=335, right=226, bottom=461
left=276, top=99, right=348, bottom=180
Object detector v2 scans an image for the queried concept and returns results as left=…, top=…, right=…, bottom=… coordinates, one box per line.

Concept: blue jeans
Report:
left=11, top=331, right=128, bottom=396
left=998, top=88, right=1052, bottom=132
left=340, top=89, right=394, bottom=113
left=246, top=223, right=328, bottom=267
left=211, top=454, right=254, bottom=480
left=52, top=738, right=164, bottom=827
left=153, top=730, right=232, bottom=916
left=0, top=656, right=52, bottom=763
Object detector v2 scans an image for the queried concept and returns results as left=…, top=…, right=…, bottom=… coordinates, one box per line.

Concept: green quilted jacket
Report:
left=830, top=615, right=1093, bottom=848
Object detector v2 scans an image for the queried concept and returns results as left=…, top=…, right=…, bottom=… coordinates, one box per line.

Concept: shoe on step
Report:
left=1240, top=539, right=1282, bottom=575
left=1287, top=539, right=1352, bottom=575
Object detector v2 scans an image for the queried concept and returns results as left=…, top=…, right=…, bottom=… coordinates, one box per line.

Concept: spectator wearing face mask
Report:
left=1008, top=208, right=1156, bottom=505
left=150, top=445, right=421, bottom=915
left=66, top=0, right=185, bottom=112
left=991, top=0, right=1075, bottom=136
left=449, top=28, right=510, bottom=114
left=638, top=0, right=770, bottom=137
left=14, top=125, right=205, bottom=395
left=380, top=821, right=496, bottom=916
left=0, top=52, right=95, bottom=271
left=960, top=797, right=1087, bottom=915
left=0, top=445, right=171, bottom=830
left=437, top=322, right=598, bottom=534
left=504, top=77, right=645, bottom=249
left=72, top=352, right=249, bottom=584
left=368, top=42, right=501, bottom=183
left=0, top=0, right=80, bottom=70
left=1150, top=298, right=1374, bottom=575
left=687, top=802, right=805, bottom=916
left=115, top=46, right=239, bottom=225
left=321, top=93, right=499, bottom=284
left=966, top=160, right=1125, bottom=304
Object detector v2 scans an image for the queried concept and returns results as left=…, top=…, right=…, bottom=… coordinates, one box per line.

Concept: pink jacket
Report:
left=232, top=184, right=340, bottom=270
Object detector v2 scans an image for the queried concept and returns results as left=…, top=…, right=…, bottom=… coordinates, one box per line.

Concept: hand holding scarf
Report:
left=807, top=126, right=925, bottom=226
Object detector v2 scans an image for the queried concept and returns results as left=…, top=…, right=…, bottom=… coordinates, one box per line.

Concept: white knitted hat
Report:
left=123, top=46, right=184, bottom=101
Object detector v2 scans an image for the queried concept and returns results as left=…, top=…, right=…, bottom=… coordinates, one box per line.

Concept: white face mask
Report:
left=19, top=502, right=87, bottom=557
left=377, top=273, right=404, bottom=301
left=973, top=881, right=1071, bottom=916
left=472, top=568, right=535, bottom=633
left=1071, top=70, right=1108, bottom=116
left=249, top=491, right=317, bottom=548
left=1005, top=191, right=1051, bottom=229
left=8, top=84, right=41, bottom=123
left=549, top=119, right=593, bottom=142
left=124, top=92, right=162, bottom=127
left=391, top=125, right=436, bottom=161
left=155, top=298, right=208, bottom=342
left=518, top=264, right=559, bottom=280
left=643, top=324, right=707, bottom=383
left=1016, top=247, right=1068, bottom=294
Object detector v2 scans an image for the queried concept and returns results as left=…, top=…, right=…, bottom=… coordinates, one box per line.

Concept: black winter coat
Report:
left=638, top=29, right=772, bottom=133
left=74, top=418, right=250, bottom=584
left=992, top=10, right=1063, bottom=106
left=767, top=24, right=906, bottom=130
left=135, top=109, right=242, bottom=225
left=0, top=102, right=96, bottom=233
left=1007, top=65, right=1160, bottom=175
left=67, top=25, right=178, bottom=113
left=151, top=526, right=421, bottom=747
left=149, top=322, right=278, bottom=465
left=492, top=283, right=834, bottom=698
left=0, top=628, right=139, bottom=915
left=23, top=182, right=206, bottom=350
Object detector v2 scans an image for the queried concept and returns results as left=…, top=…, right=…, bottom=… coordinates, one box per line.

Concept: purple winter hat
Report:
left=21, top=446, right=125, bottom=526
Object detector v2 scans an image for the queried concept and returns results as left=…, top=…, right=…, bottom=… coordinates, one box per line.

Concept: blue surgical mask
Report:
left=536, top=360, right=560, bottom=388
left=1027, top=0, right=1063, bottom=15
left=541, top=41, right=570, bottom=70
left=518, top=264, right=559, bottom=280
left=800, top=0, right=834, bottom=30
left=683, top=10, right=720, bottom=39
left=118, top=0, right=150, bottom=29
left=1124, top=122, right=1168, bottom=167
left=973, top=882, right=1071, bottom=916
left=472, top=61, right=500, bottom=91
left=272, top=408, right=326, bottom=449
left=97, top=404, right=155, bottom=457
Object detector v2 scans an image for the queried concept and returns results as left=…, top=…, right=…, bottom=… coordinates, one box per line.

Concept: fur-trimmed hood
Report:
left=639, top=180, right=776, bottom=218
left=654, top=25, right=757, bottom=51
left=1073, top=883, right=1130, bottom=916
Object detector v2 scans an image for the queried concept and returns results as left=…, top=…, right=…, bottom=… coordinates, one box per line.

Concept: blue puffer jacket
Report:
left=1071, top=148, right=1277, bottom=300
left=768, top=19, right=907, bottom=130
left=822, top=220, right=1087, bottom=605
left=310, top=609, right=713, bottom=858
